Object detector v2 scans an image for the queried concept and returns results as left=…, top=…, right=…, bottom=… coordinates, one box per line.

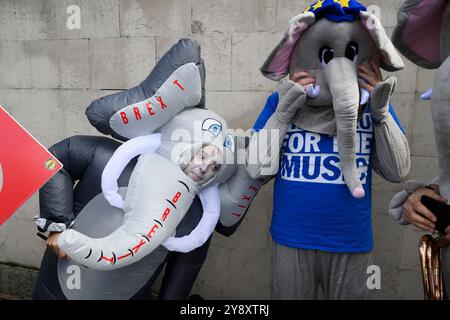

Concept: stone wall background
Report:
left=0, top=0, right=437, bottom=299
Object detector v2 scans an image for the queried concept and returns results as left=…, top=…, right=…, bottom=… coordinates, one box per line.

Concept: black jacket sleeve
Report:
left=36, top=136, right=109, bottom=232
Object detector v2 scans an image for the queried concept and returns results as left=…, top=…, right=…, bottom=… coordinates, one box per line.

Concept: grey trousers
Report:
left=441, top=246, right=450, bottom=298
left=271, top=241, right=374, bottom=300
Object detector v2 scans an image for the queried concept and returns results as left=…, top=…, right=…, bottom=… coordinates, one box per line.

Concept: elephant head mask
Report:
left=392, top=0, right=450, bottom=199
left=260, top=0, right=404, bottom=197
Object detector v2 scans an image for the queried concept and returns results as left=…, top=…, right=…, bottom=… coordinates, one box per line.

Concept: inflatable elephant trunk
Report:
left=58, top=153, right=199, bottom=270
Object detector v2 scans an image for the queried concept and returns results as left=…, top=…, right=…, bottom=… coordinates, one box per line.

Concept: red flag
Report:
left=0, top=106, right=62, bottom=225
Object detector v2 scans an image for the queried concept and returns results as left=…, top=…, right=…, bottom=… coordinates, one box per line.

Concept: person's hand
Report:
left=445, top=226, right=450, bottom=241
left=357, top=59, right=383, bottom=93
left=46, top=232, right=67, bottom=259
left=289, top=71, right=316, bottom=91
left=402, top=186, right=448, bottom=232
left=276, top=80, right=307, bottom=124
left=359, top=59, right=397, bottom=123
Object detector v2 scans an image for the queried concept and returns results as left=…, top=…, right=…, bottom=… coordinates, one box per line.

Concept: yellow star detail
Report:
left=304, top=6, right=312, bottom=13
left=340, top=0, right=350, bottom=7
left=334, top=0, right=350, bottom=7
left=313, top=0, right=325, bottom=11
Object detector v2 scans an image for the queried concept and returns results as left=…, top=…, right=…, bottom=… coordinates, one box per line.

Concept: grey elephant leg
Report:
left=431, top=56, right=450, bottom=200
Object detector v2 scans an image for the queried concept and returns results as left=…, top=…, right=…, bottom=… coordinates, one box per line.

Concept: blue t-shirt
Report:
left=253, top=92, right=403, bottom=253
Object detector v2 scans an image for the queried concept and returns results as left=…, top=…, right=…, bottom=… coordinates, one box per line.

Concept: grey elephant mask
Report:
left=260, top=1, right=404, bottom=198
left=392, top=0, right=450, bottom=200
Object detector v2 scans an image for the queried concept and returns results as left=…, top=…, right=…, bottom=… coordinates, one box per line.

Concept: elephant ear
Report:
left=260, top=12, right=315, bottom=81
left=359, top=11, right=405, bottom=72
left=86, top=38, right=205, bottom=141
left=391, top=0, right=449, bottom=69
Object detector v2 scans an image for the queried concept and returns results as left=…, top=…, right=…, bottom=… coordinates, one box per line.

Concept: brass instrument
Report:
left=418, top=234, right=447, bottom=300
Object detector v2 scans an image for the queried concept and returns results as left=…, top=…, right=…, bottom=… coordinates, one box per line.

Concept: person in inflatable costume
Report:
left=57, top=107, right=236, bottom=270
left=33, top=39, right=263, bottom=299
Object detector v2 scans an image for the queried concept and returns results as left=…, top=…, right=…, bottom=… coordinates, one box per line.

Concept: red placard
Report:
left=0, top=106, right=62, bottom=226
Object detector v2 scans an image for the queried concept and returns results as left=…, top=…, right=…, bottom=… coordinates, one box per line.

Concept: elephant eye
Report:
left=345, top=41, right=359, bottom=61
left=202, top=118, right=223, bottom=137
left=223, top=134, right=235, bottom=154
left=319, top=46, right=334, bottom=65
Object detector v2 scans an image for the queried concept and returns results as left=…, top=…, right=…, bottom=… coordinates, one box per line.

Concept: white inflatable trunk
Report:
left=58, top=153, right=198, bottom=270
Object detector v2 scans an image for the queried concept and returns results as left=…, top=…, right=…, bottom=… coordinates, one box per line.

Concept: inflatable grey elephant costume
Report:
left=56, top=39, right=262, bottom=270
left=34, top=39, right=264, bottom=299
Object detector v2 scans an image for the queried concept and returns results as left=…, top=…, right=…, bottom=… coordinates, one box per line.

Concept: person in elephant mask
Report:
left=246, top=0, right=410, bottom=299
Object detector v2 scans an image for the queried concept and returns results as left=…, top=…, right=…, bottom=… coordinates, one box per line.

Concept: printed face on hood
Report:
left=183, top=145, right=222, bottom=185
left=157, top=108, right=237, bottom=187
